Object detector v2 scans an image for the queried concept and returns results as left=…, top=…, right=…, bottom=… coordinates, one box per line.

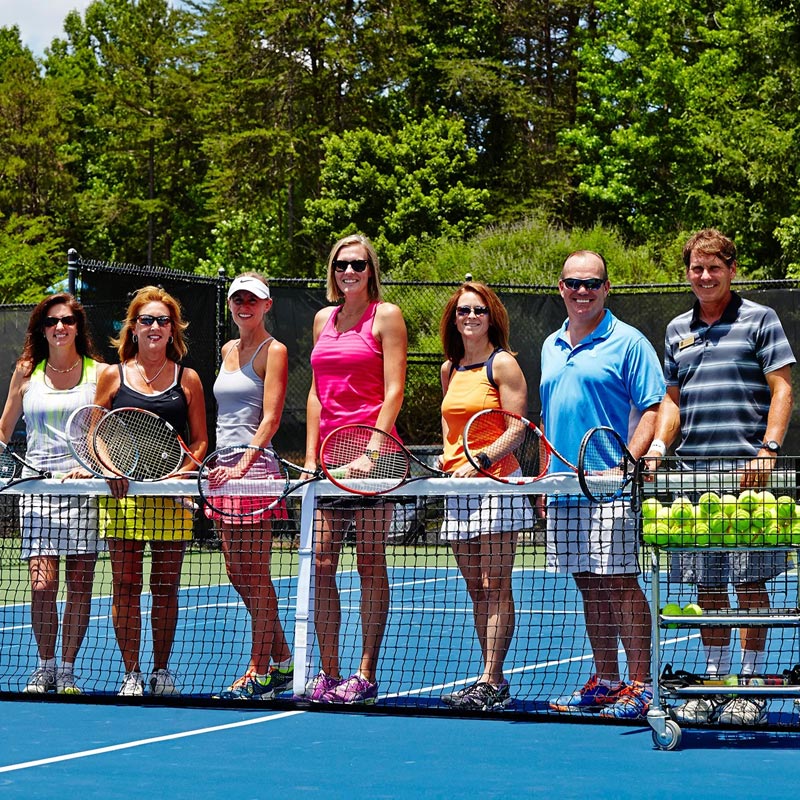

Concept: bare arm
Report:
left=0, top=366, right=28, bottom=445
left=644, top=386, right=681, bottom=471
left=628, top=403, right=660, bottom=459
left=304, top=308, right=334, bottom=470
left=372, top=302, right=408, bottom=435
left=180, top=367, right=209, bottom=467
left=251, top=339, right=288, bottom=449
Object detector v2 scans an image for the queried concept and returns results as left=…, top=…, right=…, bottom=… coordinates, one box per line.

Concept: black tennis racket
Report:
left=198, top=445, right=325, bottom=519
left=578, top=426, right=642, bottom=508
left=93, top=407, right=202, bottom=481
left=0, top=442, right=56, bottom=490
left=319, top=425, right=448, bottom=496
left=462, top=408, right=577, bottom=483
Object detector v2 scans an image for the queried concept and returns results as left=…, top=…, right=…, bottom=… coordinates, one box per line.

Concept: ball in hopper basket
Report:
left=670, top=497, right=695, bottom=523
left=696, top=491, right=722, bottom=519
left=737, top=489, right=761, bottom=514
left=722, top=493, right=739, bottom=517
left=682, top=603, right=703, bottom=616
left=661, top=603, right=682, bottom=629
left=776, top=495, right=796, bottom=520
left=641, top=498, right=663, bottom=519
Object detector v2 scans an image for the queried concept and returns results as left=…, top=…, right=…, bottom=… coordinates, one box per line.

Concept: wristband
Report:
left=649, top=439, right=667, bottom=457
left=476, top=452, right=492, bottom=470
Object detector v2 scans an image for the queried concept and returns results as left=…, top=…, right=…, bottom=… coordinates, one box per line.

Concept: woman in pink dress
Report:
left=303, top=234, right=407, bottom=704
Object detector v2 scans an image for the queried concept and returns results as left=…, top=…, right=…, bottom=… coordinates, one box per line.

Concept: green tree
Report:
left=303, top=110, right=489, bottom=269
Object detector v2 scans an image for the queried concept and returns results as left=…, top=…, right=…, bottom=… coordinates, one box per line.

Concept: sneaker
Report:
left=306, top=671, right=341, bottom=703
left=118, top=671, right=145, bottom=697
left=549, top=675, right=623, bottom=712
left=599, top=682, right=653, bottom=720
left=442, top=680, right=512, bottom=711
left=56, top=669, right=82, bottom=695
left=671, top=696, right=726, bottom=724
left=217, top=672, right=276, bottom=700
left=322, top=673, right=379, bottom=705
left=23, top=667, right=56, bottom=694
left=149, top=668, right=179, bottom=696
left=715, top=697, right=767, bottom=725
left=266, top=665, right=293, bottom=697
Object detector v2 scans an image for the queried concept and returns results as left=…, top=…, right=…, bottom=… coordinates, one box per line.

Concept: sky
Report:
left=0, top=0, right=92, bottom=55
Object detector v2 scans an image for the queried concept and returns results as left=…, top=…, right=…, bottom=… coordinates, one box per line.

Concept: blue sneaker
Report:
left=266, top=666, right=293, bottom=697
left=550, top=675, right=623, bottom=712
left=599, top=681, right=653, bottom=720
left=217, top=672, right=276, bottom=700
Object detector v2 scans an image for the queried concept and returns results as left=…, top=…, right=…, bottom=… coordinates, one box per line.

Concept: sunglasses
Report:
left=562, top=277, right=606, bottom=291
left=136, top=314, right=172, bottom=327
left=43, top=315, right=77, bottom=328
left=333, top=259, right=369, bottom=273
left=456, top=305, right=490, bottom=317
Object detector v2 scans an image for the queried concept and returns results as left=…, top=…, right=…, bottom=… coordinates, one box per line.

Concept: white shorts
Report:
left=546, top=498, right=639, bottom=575
left=20, top=495, right=104, bottom=559
left=441, top=492, right=536, bottom=541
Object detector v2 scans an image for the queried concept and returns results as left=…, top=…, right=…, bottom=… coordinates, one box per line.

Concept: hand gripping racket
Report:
left=578, top=426, right=642, bottom=509
left=462, top=408, right=577, bottom=483
left=93, top=407, right=202, bottom=481
left=199, top=445, right=325, bottom=519
left=319, top=424, right=448, bottom=496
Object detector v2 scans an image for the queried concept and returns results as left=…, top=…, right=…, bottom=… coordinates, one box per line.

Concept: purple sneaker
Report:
left=306, top=671, right=341, bottom=703
left=323, top=673, right=379, bottom=705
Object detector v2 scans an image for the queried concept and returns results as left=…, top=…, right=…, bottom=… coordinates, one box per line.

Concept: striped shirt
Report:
left=664, top=293, right=795, bottom=459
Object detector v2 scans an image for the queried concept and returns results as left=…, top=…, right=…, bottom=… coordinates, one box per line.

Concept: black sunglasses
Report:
left=43, top=315, right=77, bottom=328
left=333, top=259, right=369, bottom=273
left=136, top=314, right=172, bottom=327
left=456, top=305, right=490, bottom=317
left=562, top=277, right=606, bottom=291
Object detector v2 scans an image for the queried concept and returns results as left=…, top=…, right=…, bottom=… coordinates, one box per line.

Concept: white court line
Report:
left=0, top=710, right=306, bottom=774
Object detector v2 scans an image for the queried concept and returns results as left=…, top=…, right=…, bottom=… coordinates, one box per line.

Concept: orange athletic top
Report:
left=441, top=349, right=519, bottom=477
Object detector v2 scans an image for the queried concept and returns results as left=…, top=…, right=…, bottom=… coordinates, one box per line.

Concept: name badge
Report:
left=678, top=334, right=697, bottom=350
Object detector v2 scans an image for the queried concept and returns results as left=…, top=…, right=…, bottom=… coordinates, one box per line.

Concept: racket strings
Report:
left=324, top=430, right=408, bottom=481
left=96, top=411, right=183, bottom=480
left=580, top=427, right=628, bottom=499
left=66, top=406, right=109, bottom=474
left=466, top=412, right=544, bottom=478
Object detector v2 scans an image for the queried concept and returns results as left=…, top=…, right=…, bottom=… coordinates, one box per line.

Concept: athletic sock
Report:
left=704, top=645, right=732, bottom=677
left=741, top=649, right=766, bottom=676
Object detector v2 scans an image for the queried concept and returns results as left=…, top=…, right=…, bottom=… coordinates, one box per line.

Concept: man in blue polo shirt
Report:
left=541, top=250, right=664, bottom=720
left=646, top=228, right=794, bottom=726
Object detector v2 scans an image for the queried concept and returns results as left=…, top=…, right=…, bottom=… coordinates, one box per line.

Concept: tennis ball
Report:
left=670, top=497, right=695, bottom=523
left=789, top=520, right=800, bottom=545
left=682, top=603, right=703, bottom=616
left=722, top=494, right=739, bottom=517
left=760, top=490, right=777, bottom=506
left=723, top=674, right=740, bottom=687
left=730, top=508, right=751, bottom=533
left=641, top=498, right=662, bottom=519
left=652, top=522, right=671, bottom=546
left=722, top=523, right=740, bottom=547
left=696, top=491, right=722, bottom=519
left=749, top=505, right=777, bottom=530
left=738, top=489, right=761, bottom=513
left=746, top=529, right=765, bottom=547
left=761, top=525, right=782, bottom=546
left=777, top=496, right=796, bottom=520
left=691, top=521, right=711, bottom=547
left=661, top=603, right=682, bottom=628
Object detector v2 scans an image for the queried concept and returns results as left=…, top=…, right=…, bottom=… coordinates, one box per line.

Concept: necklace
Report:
left=134, top=357, right=169, bottom=385
left=46, top=358, right=81, bottom=374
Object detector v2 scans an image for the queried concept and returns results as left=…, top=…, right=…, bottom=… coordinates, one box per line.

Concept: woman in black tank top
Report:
left=94, top=286, right=207, bottom=698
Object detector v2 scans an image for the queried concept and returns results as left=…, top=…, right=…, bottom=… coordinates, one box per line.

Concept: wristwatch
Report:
left=476, top=452, right=492, bottom=471
left=761, top=440, right=781, bottom=455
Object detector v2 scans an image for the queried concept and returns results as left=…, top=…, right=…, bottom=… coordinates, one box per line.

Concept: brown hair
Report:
left=682, top=229, right=737, bottom=267
left=325, top=234, right=382, bottom=303
left=112, top=286, right=189, bottom=362
left=18, top=293, right=100, bottom=376
left=439, top=282, right=515, bottom=364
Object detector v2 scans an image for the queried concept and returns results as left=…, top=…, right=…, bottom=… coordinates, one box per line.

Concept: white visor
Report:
left=227, top=276, right=270, bottom=300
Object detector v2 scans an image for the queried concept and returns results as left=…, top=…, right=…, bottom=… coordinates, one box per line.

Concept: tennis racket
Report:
left=198, top=445, right=324, bottom=519
left=578, top=426, right=642, bottom=508
left=0, top=441, right=57, bottom=490
left=319, top=424, right=448, bottom=496
left=63, top=404, right=115, bottom=477
left=462, top=408, right=577, bottom=483
left=93, top=407, right=202, bottom=481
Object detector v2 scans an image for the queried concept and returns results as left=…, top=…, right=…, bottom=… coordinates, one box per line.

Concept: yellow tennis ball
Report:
left=682, top=603, right=703, bottom=616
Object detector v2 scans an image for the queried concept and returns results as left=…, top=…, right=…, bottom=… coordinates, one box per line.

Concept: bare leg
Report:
left=149, top=541, right=186, bottom=671
left=61, top=553, right=98, bottom=664
left=314, top=507, right=345, bottom=678
left=573, top=573, right=621, bottom=682
left=107, top=539, right=145, bottom=673
left=28, top=555, right=59, bottom=661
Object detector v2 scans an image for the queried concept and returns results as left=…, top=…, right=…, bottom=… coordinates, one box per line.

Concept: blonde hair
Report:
left=325, top=234, right=382, bottom=303
left=112, top=286, right=189, bottom=362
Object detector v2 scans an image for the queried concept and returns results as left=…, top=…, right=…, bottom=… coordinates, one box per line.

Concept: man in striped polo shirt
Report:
left=647, top=228, right=795, bottom=726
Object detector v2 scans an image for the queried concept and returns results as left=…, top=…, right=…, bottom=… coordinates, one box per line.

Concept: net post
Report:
left=68, top=248, right=79, bottom=297
left=292, top=480, right=318, bottom=697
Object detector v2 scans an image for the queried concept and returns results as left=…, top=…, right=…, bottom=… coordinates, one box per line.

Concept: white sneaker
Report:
left=23, top=667, right=56, bottom=694
left=671, top=696, right=725, bottom=723
left=118, top=671, right=145, bottom=696
left=56, top=669, right=82, bottom=695
left=716, top=697, right=767, bottom=725
left=149, top=668, right=180, bottom=696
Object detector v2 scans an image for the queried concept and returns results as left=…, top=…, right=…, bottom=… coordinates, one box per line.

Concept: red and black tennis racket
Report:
left=462, top=408, right=577, bottom=483
left=198, top=445, right=325, bottom=519
left=320, top=424, right=448, bottom=495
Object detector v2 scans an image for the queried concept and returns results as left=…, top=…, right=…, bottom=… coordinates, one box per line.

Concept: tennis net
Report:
left=0, top=467, right=798, bottom=727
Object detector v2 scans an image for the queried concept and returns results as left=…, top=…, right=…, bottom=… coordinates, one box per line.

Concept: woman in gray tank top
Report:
left=209, top=273, right=294, bottom=700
